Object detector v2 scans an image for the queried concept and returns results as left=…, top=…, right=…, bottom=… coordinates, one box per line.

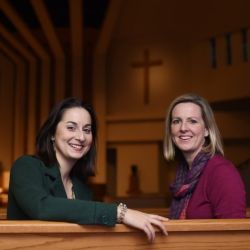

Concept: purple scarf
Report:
left=169, top=152, right=210, bottom=219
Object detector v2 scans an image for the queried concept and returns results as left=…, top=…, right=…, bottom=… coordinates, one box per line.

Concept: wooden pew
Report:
left=0, top=207, right=6, bottom=220
left=1, top=207, right=250, bottom=219
left=0, top=219, right=250, bottom=249
left=139, top=207, right=250, bottom=218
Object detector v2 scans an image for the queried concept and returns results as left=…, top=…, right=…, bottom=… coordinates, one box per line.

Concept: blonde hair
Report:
left=163, top=93, right=224, bottom=161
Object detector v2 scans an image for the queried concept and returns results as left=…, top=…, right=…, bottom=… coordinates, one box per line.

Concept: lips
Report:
left=69, top=143, right=84, bottom=150
left=179, top=135, right=192, bottom=140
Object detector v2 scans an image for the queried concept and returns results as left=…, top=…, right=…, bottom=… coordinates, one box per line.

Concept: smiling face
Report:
left=53, top=107, right=93, bottom=168
left=170, top=102, right=208, bottom=165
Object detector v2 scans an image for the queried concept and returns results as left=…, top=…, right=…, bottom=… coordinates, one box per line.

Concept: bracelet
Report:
left=117, top=203, right=127, bottom=223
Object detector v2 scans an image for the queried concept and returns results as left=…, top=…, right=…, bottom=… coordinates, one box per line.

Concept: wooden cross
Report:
left=131, top=49, right=163, bottom=104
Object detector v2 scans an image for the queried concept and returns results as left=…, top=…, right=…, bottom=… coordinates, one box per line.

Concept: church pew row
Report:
left=138, top=207, right=250, bottom=218
left=0, top=219, right=250, bottom=249
left=0, top=207, right=250, bottom=219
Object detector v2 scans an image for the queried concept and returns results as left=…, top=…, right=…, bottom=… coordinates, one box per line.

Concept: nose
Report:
left=75, top=130, right=85, bottom=141
left=180, top=121, right=188, bottom=131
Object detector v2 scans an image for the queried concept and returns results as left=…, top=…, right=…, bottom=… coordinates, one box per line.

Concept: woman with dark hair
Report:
left=164, top=93, right=246, bottom=219
left=7, top=97, right=167, bottom=242
left=36, top=97, right=97, bottom=178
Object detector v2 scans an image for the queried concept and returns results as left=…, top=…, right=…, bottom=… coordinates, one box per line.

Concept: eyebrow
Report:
left=171, top=116, right=200, bottom=120
left=65, top=121, right=92, bottom=127
left=65, top=121, right=77, bottom=126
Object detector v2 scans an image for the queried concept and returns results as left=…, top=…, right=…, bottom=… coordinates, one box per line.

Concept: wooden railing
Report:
left=139, top=207, right=250, bottom=218
left=1, top=207, right=250, bottom=219
left=0, top=219, right=250, bottom=249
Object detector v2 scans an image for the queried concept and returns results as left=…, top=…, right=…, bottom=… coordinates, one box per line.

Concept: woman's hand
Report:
left=122, top=209, right=168, bottom=242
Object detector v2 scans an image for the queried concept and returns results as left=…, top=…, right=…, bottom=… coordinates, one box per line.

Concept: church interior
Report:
left=0, top=0, right=250, bottom=212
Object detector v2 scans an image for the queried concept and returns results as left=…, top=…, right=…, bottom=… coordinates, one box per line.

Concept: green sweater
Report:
left=7, top=155, right=117, bottom=226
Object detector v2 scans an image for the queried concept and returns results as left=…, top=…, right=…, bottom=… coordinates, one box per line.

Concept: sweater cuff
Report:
left=93, top=202, right=117, bottom=226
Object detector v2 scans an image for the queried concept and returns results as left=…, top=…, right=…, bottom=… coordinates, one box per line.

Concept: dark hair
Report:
left=36, top=97, right=97, bottom=177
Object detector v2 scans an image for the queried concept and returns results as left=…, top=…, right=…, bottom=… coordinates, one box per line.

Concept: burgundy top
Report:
left=186, top=154, right=246, bottom=219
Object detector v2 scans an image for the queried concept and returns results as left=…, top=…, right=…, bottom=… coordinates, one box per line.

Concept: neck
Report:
left=183, top=150, right=207, bottom=169
left=60, top=168, right=71, bottom=183
left=186, top=158, right=193, bottom=169
left=56, top=157, right=76, bottom=181
left=183, top=152, right=197, bottom=169
left=59, top=168, right=75, bottom=199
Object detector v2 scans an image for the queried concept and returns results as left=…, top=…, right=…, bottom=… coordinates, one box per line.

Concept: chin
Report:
left=178, top=146, right=193, bottom=152
left=70, top=153, right=85, bottom=159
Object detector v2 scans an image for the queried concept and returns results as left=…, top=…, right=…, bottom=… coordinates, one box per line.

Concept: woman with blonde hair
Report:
left=164, top=93, right=246, bottom=219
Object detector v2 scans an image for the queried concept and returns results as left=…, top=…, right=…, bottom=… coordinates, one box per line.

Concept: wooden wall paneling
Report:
left=0, top=24, right=38, bottom=155
left=0, top=51, right=15, bottom=171
left=0, top=42, right=26, bottom=161
left=31, top=0, right=66, bottom=103
left=69, top=0, right=83, bottom=98
left=0, top=0, right=51, bottom=125
left=92, top=0, right=124, bottom=182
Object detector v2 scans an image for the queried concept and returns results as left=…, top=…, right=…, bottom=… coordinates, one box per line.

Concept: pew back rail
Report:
left=0, top=219, right=250, bottom=249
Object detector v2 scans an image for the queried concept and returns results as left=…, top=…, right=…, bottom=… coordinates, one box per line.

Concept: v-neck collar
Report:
left=44, top=164, right=67, bottom=198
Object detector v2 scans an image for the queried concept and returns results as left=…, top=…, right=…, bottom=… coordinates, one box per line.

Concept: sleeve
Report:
left=8, top=156, right=117, bottom=226
left=207, top=160, right=246, bottom=218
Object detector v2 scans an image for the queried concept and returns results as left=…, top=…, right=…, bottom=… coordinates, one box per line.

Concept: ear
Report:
left=204, top=128, right=209, bottom=137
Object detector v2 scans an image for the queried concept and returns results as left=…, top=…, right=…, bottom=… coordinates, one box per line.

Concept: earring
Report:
left=51, top=137, right=55, bottom=142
